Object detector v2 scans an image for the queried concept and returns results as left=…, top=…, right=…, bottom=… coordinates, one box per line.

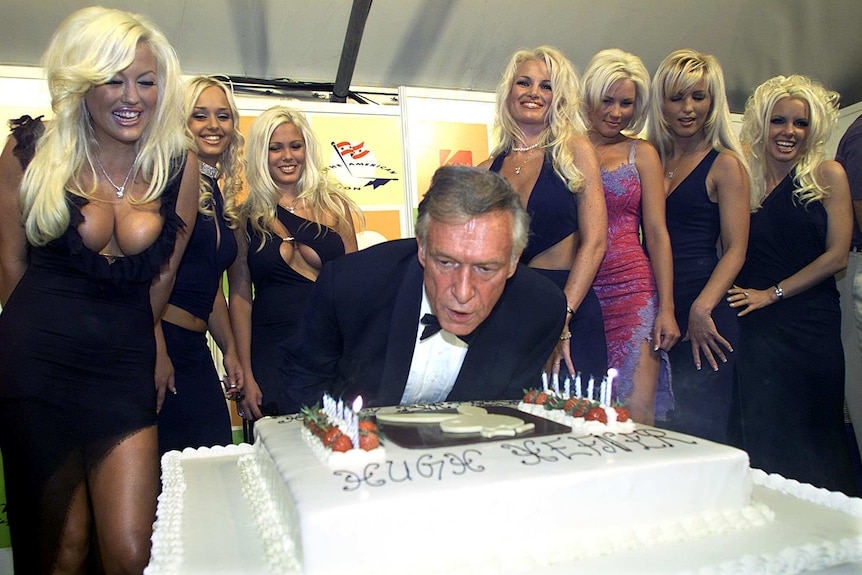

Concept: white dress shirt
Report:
left=400, top=287, right=469, bottom=405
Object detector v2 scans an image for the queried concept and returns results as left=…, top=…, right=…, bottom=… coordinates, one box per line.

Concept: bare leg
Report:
left=51, top=484, right=91, bottom=575
left=88, top=426, right=159, bottom=575
left=626, top=338, right=660, bottom=426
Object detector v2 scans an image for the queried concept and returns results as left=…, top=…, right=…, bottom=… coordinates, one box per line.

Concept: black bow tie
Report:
left=420, top=313, right=475, bottom=344
left=420, top=313, right=442, bottom=340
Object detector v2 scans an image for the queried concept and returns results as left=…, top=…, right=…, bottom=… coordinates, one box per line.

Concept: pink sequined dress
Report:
left=592, top=141, right=672, bottom=419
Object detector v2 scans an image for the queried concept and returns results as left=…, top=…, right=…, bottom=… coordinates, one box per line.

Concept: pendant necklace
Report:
left=511, top=142, right=540, bottom=175
left=95, top=154, right=137, bottom=198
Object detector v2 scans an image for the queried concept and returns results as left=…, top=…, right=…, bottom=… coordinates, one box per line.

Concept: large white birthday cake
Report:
left=146, top=401, right=862, bottom=575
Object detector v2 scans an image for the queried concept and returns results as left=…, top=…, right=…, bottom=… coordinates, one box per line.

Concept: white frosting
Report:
left=518, top=401, right=636, bottom=434
left=245, top=410, right=766, bottom=575
left=147, top=410, right=862, bottom=575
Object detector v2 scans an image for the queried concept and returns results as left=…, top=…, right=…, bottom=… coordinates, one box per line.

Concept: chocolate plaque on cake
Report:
left=374, top=404, right=570, bottom=449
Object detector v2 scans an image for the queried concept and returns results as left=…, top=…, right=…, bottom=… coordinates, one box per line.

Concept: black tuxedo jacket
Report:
left=281, top=239, right=566, bottom=408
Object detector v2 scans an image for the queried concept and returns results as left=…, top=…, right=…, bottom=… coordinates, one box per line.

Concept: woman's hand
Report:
left=237, top=376, right=264, bottom=421
left=652, top=307, right=680, bottom=352
left=685, top=301, right=733, bottom=371
left=221, top=350, right=244, bottom=392
left=543, top=329, right=575, bottom=378
left=727, top=284, right=776, bottom=317
left=154, top=342, right=175, bottom=413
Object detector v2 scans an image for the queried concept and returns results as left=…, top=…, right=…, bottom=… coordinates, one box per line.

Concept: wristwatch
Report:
left=773, top=284, right=784, bottom=300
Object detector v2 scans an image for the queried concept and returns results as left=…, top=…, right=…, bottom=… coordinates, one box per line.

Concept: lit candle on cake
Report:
left=575, top=373, right=581, bottom=398
left=563, top=376, right=571, bottom=398
left=542, top=372, right=549, bottom=392
left=599, top=376, right=607, bottom=406
left=351, top=396, right=363, bottom=448
left=606, top=368, right=618, bottom=405
left=552, top=372, right=560, bottom=396
left=587, top=376, right=594, bottom=401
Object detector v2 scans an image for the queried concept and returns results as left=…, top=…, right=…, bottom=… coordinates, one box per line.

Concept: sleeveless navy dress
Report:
left=490, top=153, right=608, bottom=381
left=247, top=207, right=346, bottom=414
left=734, top=172, right=856, bottom=495
left=158, top=169, right=238, bottom=454
left=661, top=149, right=738, bottom=443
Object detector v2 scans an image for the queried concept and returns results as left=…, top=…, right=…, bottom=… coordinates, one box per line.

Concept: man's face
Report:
left=417, top=211, right=518, bottom=336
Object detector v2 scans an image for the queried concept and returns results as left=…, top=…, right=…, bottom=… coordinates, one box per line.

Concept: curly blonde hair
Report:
left=490, top=46, right=587, bottom=193
left=740, top=74, right=840, bottom=210
left=20, top=6, right=187, bottom=246
left=242, top=106, right=362, bottom=246
left=183, top=75, right=245, bottom=228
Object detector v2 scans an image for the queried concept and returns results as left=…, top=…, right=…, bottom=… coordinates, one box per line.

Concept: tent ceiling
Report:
left=1, top=0, right=860, bottom=112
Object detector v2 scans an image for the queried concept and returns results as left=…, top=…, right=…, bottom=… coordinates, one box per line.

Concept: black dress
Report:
left=733, top=172, right=856, bottom=495
left=661, top=149, right=739, bottom=444
left=158, top=170, right=238, bottom=454
left=489, top=152, right=608, bottom=381
left=247, top=206, right=345, bottom=414
left=0, top=145, right=186, bottom=571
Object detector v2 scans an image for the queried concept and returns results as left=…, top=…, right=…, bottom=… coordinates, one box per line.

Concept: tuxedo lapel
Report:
left=376, top=257, right=424, bottom=404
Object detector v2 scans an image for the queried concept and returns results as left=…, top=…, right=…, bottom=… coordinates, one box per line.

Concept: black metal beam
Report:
left=331, top=0, right=373, bottom=103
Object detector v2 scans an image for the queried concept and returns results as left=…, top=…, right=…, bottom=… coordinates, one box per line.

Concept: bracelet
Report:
left=566, top=305, right=574, bottom=315
left=773, top=284, right=784, bottom=300
left=559, top=331, right=572, bottom=341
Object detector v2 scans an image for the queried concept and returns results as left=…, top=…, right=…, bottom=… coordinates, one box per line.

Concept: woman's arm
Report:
left=339, top=197, right=359, bottom=254
left=0, top=136, right=29, bottom=305
left=227, top=224, right=264, bottom=420
left=729, top=160, right=852, bottom=314
left=636, top=140, right=680, bottom=352
left=552, top=135, right=608, bottom=375
left=563, top=136, right=608, bottom=308
left=150, top=152, right=201, bottom=409
left=687, top=151, right=750, bottom=371
left=208, top=280, right=243, bottom=389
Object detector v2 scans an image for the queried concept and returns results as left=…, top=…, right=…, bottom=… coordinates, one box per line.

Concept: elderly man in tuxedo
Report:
left=279, top=165, right=566, bottom=409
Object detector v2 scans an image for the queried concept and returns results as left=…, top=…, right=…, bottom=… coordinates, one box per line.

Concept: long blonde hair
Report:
left=740, top=75, right=840, bottom=210
left=242, top=106, right=361, bottom=245
left=183, top=76, right=245, bottom=228
left=490, top=46, right=587, bottom=193
left=20, top=6, right=187, bottom=246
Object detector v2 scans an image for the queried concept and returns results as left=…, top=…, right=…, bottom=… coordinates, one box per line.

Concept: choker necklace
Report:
left=199, top=161, right=218, bottom=179
left=95, top=154, right=137, bottom=198
left=511, top=142, right=540, bottom=153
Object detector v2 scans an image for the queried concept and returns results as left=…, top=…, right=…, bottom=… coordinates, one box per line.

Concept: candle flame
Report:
left=352, top=395, right=363, bottom=413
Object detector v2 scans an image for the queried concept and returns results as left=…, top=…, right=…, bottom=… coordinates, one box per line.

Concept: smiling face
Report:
left=507, top=58, right=552, bottom=129
left=188, top=85, right=234, bottom=166
left=417, top=210, right=517, bottom=337
left=589, top=79, right=636, bottom=141
left=84, top=42, right=158, bottom=147
left=662, top=78, right=712, bottom=140
left=267, top=122, right=306, bottom=192
left=766, top=97, right=810, bottom=167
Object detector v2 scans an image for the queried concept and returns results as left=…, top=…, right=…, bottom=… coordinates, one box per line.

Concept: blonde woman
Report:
left=583, top=49, right=679, bottom=424
left=230, top=106, right=361, bottom=419
left=0, top=7, right=198, bottom=572
left=479, top=46, right=608, bottom=382
left=648, top=49, right=750, bottom=443
left=729, top=75, right=856, bottom=495
left=157, top=76, right=245, bottom=453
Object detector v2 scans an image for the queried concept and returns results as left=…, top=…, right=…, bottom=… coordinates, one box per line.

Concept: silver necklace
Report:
left=511, top=142, right=540, bottom=153
left=95, top=154, right=136, bottom=198
left=512, top=149, right=538, bottom=175
left=199, top=161, right=218, bottom=179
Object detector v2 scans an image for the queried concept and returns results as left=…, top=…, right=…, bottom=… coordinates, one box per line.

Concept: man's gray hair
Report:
left=415, top=165, right=529, bottom=259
